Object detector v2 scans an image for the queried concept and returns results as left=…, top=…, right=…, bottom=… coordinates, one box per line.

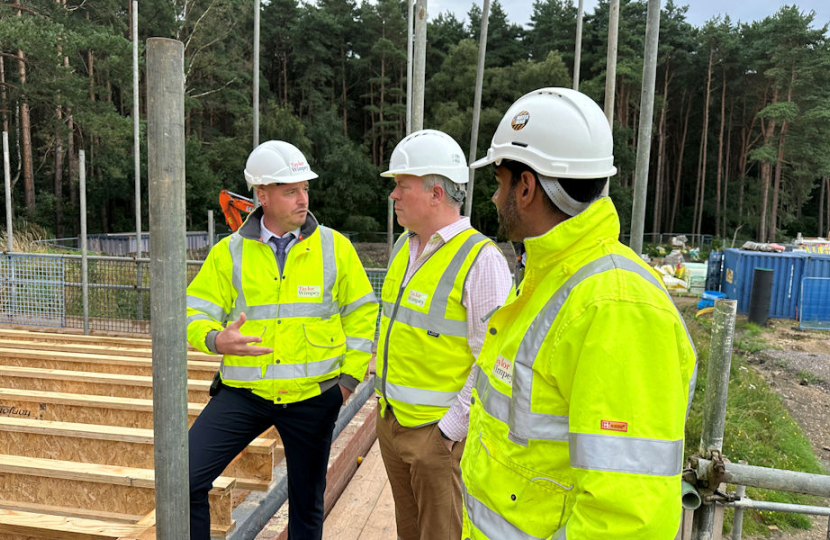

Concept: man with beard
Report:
left=460, top=88, right=698, bottom=539
left=185, top=140, right=378, bottom=540
left=375, top=129, right=512, bottom=540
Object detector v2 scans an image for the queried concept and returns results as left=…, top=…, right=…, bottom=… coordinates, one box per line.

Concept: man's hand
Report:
left=339, top=385, right=352, bottom=405
left=215, top=313, right=273, bottom=356
left=443, top=437, right=455, bottom=453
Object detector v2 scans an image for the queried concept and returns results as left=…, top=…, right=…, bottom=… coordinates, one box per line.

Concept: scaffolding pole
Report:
left=79, top=150, right=88, bottom=335
left=465, top=0, right=490, bottom=218
left=412, top=0, right=427, bottom=132
left=601, top=0, right=619, bottom=198
left=628, top=0, right=661, bottom=256
left=146, top=37, right=190, bottom=540
left=573, top=0, right=584, bottom=90
left=3, top=131, right=11, bottom=251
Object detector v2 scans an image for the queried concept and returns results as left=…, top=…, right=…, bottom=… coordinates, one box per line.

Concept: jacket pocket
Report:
left=464, top=433, right=573, bottom=539
left=302, top=319, right=347, bottom=375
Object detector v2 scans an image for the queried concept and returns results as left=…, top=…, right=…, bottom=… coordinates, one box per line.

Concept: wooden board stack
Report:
left=0, top=328, right=285, bottom=540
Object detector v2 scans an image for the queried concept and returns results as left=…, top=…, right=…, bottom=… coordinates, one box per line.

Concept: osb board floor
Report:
left=322, top=440, right=396, bottom=540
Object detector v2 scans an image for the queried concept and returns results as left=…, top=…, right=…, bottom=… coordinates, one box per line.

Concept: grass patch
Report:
left=796, top=370, right=821, bottom=385
left=683, top=305, right=827, bottom=537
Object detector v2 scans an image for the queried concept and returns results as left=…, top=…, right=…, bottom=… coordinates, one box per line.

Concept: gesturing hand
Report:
left=215, top=313, right=273, bottom=356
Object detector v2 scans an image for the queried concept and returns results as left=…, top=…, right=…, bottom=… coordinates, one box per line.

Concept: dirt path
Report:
left=736, top=319, right=830, bottom=539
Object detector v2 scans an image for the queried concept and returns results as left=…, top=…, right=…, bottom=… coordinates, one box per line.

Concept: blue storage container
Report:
left=720, top=248, right=807, bottom=319
left=800, top=254, right=830, bottom=328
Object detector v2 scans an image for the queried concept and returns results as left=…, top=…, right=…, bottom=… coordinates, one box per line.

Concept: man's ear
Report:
left=515, top=170, right=538, bottom=210
left=431, top=184, right=445, bottom=205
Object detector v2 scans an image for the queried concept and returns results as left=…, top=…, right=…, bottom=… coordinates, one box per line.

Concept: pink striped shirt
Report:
left=403, top=217, right=512, bottom=441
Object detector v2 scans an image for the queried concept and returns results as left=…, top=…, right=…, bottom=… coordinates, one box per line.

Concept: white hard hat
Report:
left=381, top=129, right=469, bottom=185
left=244, top=140, right=318, bottom=189
left=471, top=87, right=617, bottom=179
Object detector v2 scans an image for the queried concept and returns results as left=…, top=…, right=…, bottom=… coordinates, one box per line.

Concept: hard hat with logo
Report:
left=471, top=87, right=617, bottom=179
left=381, top=129, right=469, bottom=185
left=244, top=140, right=318, bottom=189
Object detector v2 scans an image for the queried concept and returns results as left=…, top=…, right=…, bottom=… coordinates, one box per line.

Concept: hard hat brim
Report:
left=470, top=156, right=497, bottom=170
left=246, top=170, right=318, bottom=187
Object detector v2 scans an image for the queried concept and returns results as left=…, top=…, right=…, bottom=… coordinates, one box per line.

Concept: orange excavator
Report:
left=219, top=190, right=254, bottom=232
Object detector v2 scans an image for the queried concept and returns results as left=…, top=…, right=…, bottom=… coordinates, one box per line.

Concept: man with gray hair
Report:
left=375, top=129, right=512, bottom=540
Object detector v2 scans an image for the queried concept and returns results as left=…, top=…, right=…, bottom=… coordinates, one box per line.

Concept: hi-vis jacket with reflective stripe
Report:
left=186, top=208, right=378, bottom=404
left=376, top=228, right=493, bottom=427
left=460, top=197, right=697, bottom=540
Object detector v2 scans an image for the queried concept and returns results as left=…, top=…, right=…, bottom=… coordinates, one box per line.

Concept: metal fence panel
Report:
left=799, top=277, right=830, bottom=330
left=0, top=253, right=65, bottom=327
left=2, top=253, right=388, bottom=335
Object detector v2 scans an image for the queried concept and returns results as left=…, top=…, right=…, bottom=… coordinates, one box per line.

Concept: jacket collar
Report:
left=522, top=196, right=620, bottom=272
left=237, top=206, right=320, bottom=242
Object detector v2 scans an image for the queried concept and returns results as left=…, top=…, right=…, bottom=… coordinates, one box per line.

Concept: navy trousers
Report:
left=189, top=382, right=343, bottom=540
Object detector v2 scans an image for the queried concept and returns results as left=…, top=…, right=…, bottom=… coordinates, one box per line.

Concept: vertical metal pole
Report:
left=3, top=132, right=11, bottom=251
left=692, top=298, right=737, bottom=540
left=146, top=37, right=189, bottom=540
left=80, top=150, right=89, bottom=335
left=133, top=0, right=144, bottom=324
left=253, top=0, right=260, bottom=149
left=573, top=0, right=584, bottom=91
left=406, top=0, right=414, bottom=135
left=412, top=0, right=427, bottom=132
left=464, top=0, right=490, bottom=219
left=731, top=461, right=748, bottom=540
left=628, top=0, right=660, bottom=256
left=133, top=0, right=141, bottom=259
left=208, top=209, right=215, bottom=249
left=602, top=0, right=619, bottom=198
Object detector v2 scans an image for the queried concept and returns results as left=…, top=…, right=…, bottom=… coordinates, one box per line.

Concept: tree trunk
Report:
left=715, top=66, right=726, bottom=238
left=652, top=61, right=670, bottom=234
left=17, top=17, right=35, bottom=217
left=722, top=101, right=733, bottom=238
left=825, top=177, right=830, bottom=238
left=341, top=44, right=347, bottom=137
left=759, top=87, right=778, bottom=243
left=769, top=69, right=796, bottom=243
left=670, top=92, right=691, bottom=233
left=0, top=49, right=8, bottom=132
left=816, top=178, right=827, bottom=236
left=695, top=48, right=714, bottom=239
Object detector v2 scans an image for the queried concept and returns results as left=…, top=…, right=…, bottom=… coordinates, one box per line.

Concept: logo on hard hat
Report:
left=290, top=160, right=309, bottom=173
left=511, top=111, right=530, bottom=131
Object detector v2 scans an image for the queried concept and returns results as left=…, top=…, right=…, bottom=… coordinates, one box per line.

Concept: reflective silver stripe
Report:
left=384, top=380, right=459, bottom=407
left=240, top=304, right=279, bottom=321
left=221, top=355, right=342, bottom=381
left=187, top=313, right=213, bottom=324
left=687, top=362, right=699, bottom=420
left=346, top=336, right=373, bottom=354
left=229, top=233, right=247, bottom=313
left=386, top=303, right=468, bottom=337
left=510, top=254, right=692, bottom=445
left=552, top=526, right=567, bottom=539
left=476, top=369, right=568, bottom=441
left=278, top=302, right=338, bottom=319
left=388, top=233, right=410, bottom=267
left=569, top=432, right=683, bottom=476
left=462, top=480, right=546, bottom=540
left=187, top=295, right=228, bottom=322
left=340, top=291, right=378, bottom=317
left=429, top=232, right=488, bottom=319
left=318, top=226, right=337, bottom=312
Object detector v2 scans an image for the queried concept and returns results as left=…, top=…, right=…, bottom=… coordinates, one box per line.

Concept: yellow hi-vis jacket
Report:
left=376, top=228, right=493, bottom=427
left=186, top=208, right=378, bottom=404
left=461, top=197, right=697, bottom=539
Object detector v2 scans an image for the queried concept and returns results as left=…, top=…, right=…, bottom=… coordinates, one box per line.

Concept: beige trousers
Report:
left=376, top=407, right=466, bottom=540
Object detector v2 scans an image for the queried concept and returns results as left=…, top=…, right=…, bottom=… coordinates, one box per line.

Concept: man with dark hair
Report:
left=460, top=88, right=698, bottom=539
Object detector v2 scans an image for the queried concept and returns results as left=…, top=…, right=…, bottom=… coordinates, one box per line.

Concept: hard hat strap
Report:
left=539, top=177, right=591, bottom=217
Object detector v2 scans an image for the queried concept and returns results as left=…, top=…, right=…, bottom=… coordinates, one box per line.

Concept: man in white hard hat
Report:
left=185, top=141, right=378, bottom=540
left=375, top=129, right=512, bottom=540
left=460, top=88, right=698, bottom=539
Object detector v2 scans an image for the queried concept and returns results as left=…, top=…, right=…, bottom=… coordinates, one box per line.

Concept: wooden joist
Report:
left=0, top=365, right=211, bottom=403
left=0, top=347, right=217, bottom=380
left=0, top=507, right=147, bottom=540
left=0, top=416, right=281, bottom=490
left=0, top=454, right=236, bottom=532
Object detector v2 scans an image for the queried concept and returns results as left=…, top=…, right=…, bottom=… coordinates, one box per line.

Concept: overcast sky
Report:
left=428, top=0, right=830, bottom=30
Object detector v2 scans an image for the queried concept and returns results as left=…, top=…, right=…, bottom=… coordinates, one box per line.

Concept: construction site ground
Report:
left=676, top=296, right=830, bottom=539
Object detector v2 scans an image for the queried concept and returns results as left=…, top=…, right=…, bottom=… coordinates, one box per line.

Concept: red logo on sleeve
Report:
left=600, top=420, right=628, bottom=432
